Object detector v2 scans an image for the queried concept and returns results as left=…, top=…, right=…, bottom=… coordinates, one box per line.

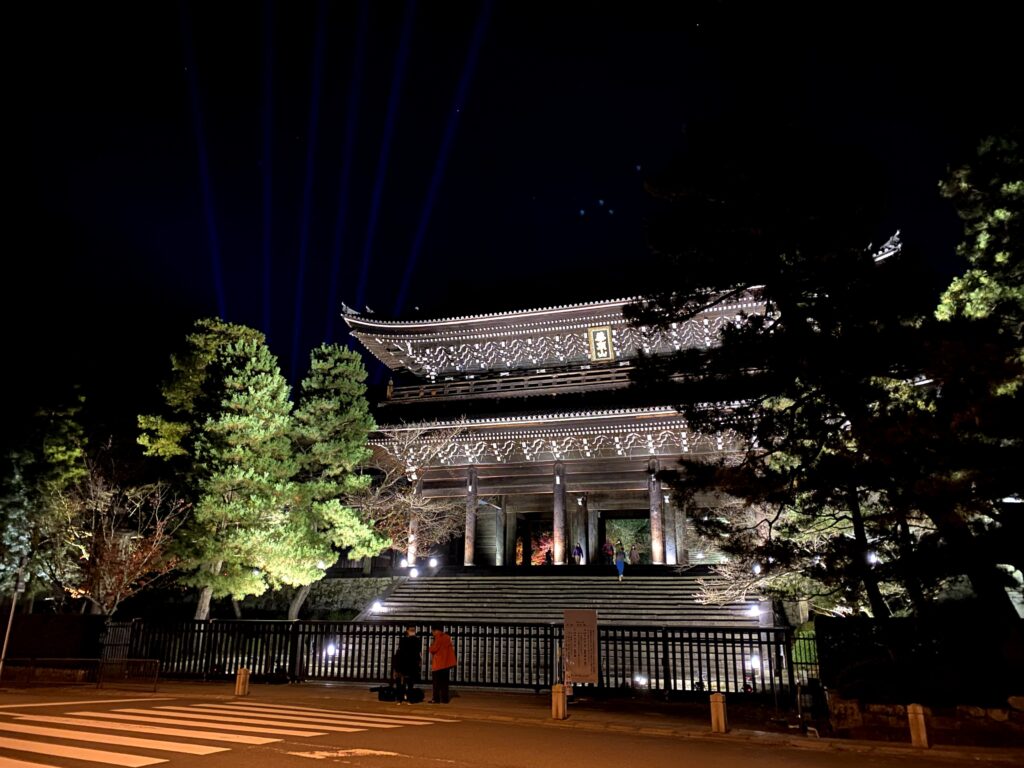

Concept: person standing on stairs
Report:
left=572, top=542, right=584, bottom=565
left=615, top=540, right=627, bottom=582
left=629, top=543, right=641, bottom=565
left=429, top=625, right=457, bottom=703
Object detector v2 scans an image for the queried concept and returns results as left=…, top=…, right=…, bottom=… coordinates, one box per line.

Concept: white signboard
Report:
left=563, top=609, right=598, bottom=684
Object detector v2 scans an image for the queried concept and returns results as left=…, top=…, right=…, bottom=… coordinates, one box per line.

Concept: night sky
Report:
left=6, top=1, right=1020, bottom=440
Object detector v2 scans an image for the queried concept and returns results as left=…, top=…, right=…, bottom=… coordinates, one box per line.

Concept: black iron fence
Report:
left=114, top=619, right=796, bottom=700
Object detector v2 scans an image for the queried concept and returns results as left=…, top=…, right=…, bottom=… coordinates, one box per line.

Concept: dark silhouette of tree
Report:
left=628, top=124, right=1022, bottom=629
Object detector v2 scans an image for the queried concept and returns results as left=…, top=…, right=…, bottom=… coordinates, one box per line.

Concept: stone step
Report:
left=360, top=574, right=766, bottom=627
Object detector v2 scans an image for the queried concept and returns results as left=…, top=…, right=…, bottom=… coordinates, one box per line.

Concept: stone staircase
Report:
left=356, top=569, right=768, bottom=627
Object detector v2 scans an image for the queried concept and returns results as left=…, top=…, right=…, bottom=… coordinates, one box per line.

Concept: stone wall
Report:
left=826, top=692, right=1024, bottom=747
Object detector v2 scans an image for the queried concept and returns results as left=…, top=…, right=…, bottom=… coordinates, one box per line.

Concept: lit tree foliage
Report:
left=139, top=321, right=384, bottom=620
left=0, top=397, right=90, bottom=608
left=139, top=319, right=302, bottom=619
left=937, top=132, right=1023, bottom=372
left=287, top=344, right=388, bottom=619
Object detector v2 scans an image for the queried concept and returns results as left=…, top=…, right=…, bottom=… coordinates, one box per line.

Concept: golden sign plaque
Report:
left=587, top=325, right=615, bottom=362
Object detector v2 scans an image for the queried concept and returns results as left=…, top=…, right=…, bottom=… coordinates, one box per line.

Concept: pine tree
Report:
left=140, top=319, right=302, bottom=619
left=287, top=344, right=388, bottom=618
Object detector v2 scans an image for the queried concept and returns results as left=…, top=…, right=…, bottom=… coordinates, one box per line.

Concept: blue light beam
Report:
left=180, top=2, right=227, bottom=319
left=261, top=0, right=274, bottom=342
left=353, top=0, right=417, bottom=314
left=290, top=0, right=330, bottom=381
left=323, top=0, right=370, bottom=344
left=392, top=0, right=494, bottom=318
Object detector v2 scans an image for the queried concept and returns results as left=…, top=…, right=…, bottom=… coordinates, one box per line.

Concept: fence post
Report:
left=661, top=628, right=672, bottom=693
left=288, top=621, right=302, bottom=682
left=710, top=692, right=729, bottom=733
left=235, top=667, right=250, bottom=696
left=551, top=683, right=568, bottom=719
left=907, top=703, right=928, bottom=748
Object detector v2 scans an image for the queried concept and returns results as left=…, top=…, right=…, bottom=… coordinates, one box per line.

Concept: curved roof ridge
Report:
left=343, top=296, right=642, bottom=329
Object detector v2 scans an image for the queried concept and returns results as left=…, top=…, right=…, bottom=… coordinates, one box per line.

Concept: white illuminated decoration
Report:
left=345, top=294, right=763, bottom=378
left=372, top=407, right=745, bottom=466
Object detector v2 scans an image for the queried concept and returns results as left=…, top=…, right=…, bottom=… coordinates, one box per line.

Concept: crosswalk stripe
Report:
left=0, top=698, right=176, bottom=710
left=0, top=735, right=166, bottom=767
left=13, top=715, right=277, bottom=744
left=229, top=701, right=458, bottom=723
left=142, top=707, right=377, bottom=732
left=0, top=720, right=227, bottom=755
left=0, top=757, right=61, bottom=768
left=161, top=704, right=415, bottom=729
left=67, top=711, right=325, bottom=737
left=218, top=702, right=443, bottom=724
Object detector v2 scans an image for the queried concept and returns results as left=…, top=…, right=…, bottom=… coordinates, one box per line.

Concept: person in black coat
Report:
left=392, top=626, right=422, bottom=704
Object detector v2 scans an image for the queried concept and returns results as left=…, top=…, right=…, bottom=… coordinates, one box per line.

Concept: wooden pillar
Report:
left=505, top=505, right=518, bottom=567
left=495, top=495, right=507, bottom=566
left=408, top=477, right=423, bottom=564
left=553, top=462, right=566, bottom=565
left=407, top=517, right=419, bottom=565
left=648, top=460, right=665, bottom=565
left=569, top=493, right=587, bottom=564
left=586, top=500, right=599, bottom=564
left=464, top=467, right=477, bottom=566
left=676, top=508, right=689, bottom=567
left=664, top=493, right=677, bottom=565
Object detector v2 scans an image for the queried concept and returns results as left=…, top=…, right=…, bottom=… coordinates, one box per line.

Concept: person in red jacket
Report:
left=428, top=625, right=457, bottom=703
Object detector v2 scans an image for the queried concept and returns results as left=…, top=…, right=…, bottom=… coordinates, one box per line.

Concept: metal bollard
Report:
left=551, top=683, right=567, bottom=720
left=907, top=703, right=929, bottom=748
left=234, top=667, right=250, bottom=697
left=710, top=692, right=729, bottom=733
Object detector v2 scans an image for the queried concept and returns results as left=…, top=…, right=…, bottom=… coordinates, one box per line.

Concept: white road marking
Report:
left=164, top=704, right=411, bottom=729
left=0, top=698, right=176, bottom=710
left=0, top=720, right=226, bottom=754
left=286, top=748, right=402, bottom=759
left=231, top=701, right=459, bottom=723
left=138, top=706, right=373, bottom=732
left=13, top=714, right=278, bottom=744
left=0, top=757, right=61, bottom=768
left=67, top=710, right=326, bottom=737
left=0, top=735, right=166, bottom=766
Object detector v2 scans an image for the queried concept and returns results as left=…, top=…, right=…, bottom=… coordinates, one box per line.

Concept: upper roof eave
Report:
left=342, top=296, right=641, bottom=333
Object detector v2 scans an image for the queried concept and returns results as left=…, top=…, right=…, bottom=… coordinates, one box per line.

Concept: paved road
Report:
left=0, top=687, right=1019, bottom=768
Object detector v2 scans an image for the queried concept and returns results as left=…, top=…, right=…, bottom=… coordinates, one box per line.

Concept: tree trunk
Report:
left=231, top=599, right=242, bottom=619
left=847, top=484, right=890, bottom=619
left=288, top=584, right=312, bottom=620
left=195, top=586, right=214, bottom=620
left=895, top=512, right=928, bottom=615
left=194, top=560, right=222, bottom=620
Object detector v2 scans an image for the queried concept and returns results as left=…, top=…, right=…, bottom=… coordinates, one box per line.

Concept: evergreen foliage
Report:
left=138, top=321, right=383, bottom=619
left=629, top=126, right=1022, bottom=624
